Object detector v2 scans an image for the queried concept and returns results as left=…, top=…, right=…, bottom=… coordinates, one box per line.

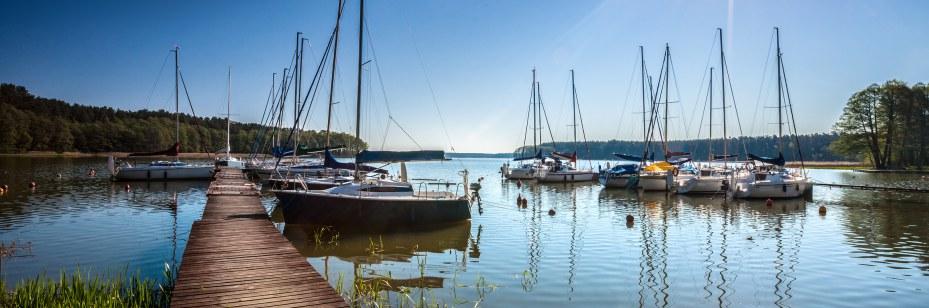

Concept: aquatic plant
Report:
left=0, top=265, right=175, bottom=308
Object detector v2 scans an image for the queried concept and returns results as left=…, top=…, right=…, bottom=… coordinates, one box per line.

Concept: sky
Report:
left=2, top=0, right=928, bottom=153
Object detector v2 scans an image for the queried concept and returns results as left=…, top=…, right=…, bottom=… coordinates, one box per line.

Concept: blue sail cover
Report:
left=272, top=146, right=294, bottom=158
left=513, top=150, right=543, bottom=161
left=355, top=150, right=447, bottom=163
left=748, top=153, right=786, bottom=166
left=713, top=154, right=739, bottom=160
left=665, top=151, right=691, bottom=157
left=323, top=150, right=387, bottom=174
left=606, top=163, right=639, bottom=175
left=614, top=152, right=654, bottom=162
left=667, top=157, right=693, bottom=165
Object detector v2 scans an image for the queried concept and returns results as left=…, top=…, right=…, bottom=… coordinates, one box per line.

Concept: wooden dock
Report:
left=811, top=182, right=929, bottom=193
left=171, top=167, right=347, bottom=308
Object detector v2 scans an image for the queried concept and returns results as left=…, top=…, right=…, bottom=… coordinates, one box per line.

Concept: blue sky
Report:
left=2, top=0, right=928, bottom=152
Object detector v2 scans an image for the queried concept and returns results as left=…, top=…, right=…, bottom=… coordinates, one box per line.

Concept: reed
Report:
left=0, top=264, right=175, bottom=308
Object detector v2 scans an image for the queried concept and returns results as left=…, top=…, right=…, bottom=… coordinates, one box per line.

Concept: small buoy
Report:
left=765, top=198, right=773, bottom=207
left=516, top=195, right=523, bottom=206
left=1, top=184, right=8, bottom=191
left=747, top=236, right=754, bottom=240
left=774, top=227, right=781, bottom=231
left=516, top=180, right=522, bottom=188
left=57, top=173, right=62, bottom=179
left=626, top=215, right=634, bottom=223
left=548, top=209, right=556, bottom=216
left=125, top=184, right=131, bottom=191
left=818, top=206, right=827, bottom=215
left=520, top=199, right=528, bottom=208
left=29, top=182, right=37, bottom=189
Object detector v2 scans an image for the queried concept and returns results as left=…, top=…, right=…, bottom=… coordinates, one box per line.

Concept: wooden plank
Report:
left=171, top=167, right=347, bottom=308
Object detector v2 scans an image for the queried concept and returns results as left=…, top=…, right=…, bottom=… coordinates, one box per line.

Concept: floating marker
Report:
left=819, top=206, right=827, bottom=215
left=548, top=209, right=556, bottom=216
left=766, top=198, right=773, bottom=207
left=29, top=182, right=37, bottom=189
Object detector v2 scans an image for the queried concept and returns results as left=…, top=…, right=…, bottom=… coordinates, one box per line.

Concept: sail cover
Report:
left=128, top=143, right=180, bottom=157
left=356, top=150, right=446, bottom=163
left=614, top=152, right=654, bottom=162
left=273, top=145, right=345, bottom=158
left=713, top=154, right=739, bottom=160
left=323, top=150, right=387, bottom=174
left=665, top=151, right=691, bottom=157
left=606, top=163, right=639, bottom=175
left=748, top=153, right=786, bottom=166
left=667, top=157, right=693, bottom=165
left=551, top=151, right=577, bottom=163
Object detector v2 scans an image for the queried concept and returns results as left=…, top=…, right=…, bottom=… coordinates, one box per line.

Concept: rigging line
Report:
left=750, top=30, right=776, bottom=138
left=380, top=120, right=391, bottom=150
left=615, top=51, right=639, bottom=139
left=723, top=56, right=749, bottom=157
left=389, top=116, right=424, bottom=150
left=538, top=83, right=558, bottom=151
left=397, top=7, right=455, bottom=152
left=668, top=52, right=689, bottom=141
left=297, top=28, right=338, bottom=133
left=249, top=75, right=277, bottom=159
left=780, top=57, right=806, bottom=172
left=177, top=70, right=197, bottom=118
left=573, top=84, right=592, bottom=167
left=144, top=52, right=171, bottom=111
left=693, top=74, right=712, bottom=157
left=690, top=31, right=718, bottom=141
left=522, top=84, right=533, bottom=154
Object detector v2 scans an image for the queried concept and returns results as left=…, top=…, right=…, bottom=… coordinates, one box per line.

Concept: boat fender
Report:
left=819, top=205, right=827, bottom=215
left=29, top=181, right=37, bottom=189
left=766, top=198, right=773, bottom=207
left=672, top=168, right=679, bottom=176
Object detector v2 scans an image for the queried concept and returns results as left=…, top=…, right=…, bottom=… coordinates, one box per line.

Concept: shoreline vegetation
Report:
left=0, top=266, right=175, bottom=307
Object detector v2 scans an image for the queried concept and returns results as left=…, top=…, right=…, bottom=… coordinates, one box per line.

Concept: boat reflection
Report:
left=282, top=221, right=471, bottom=264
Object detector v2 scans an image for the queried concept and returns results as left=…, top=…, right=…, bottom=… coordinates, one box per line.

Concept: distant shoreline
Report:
left=0, top=151, right=261, bottom=159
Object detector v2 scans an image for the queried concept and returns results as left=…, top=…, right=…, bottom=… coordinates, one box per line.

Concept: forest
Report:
left=0, top=84, right=365, bottom=154
left=516, top=134, right=847, bottom=162
left=831, top=80, right=929, bottom=169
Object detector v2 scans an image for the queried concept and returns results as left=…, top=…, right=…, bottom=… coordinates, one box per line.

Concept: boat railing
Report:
left=415, top=181, right=463, bottom=199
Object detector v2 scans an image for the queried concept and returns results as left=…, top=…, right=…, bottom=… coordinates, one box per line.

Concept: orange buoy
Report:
left=548, top=209, right=556, bottom=216
left=516, top=195, right=523, bottom=206
left=765, top=198, right=773, bottom=207
left=819, top=205, right=827, bottom=215
left=520, top=199, right=528, bottom=208
left=626, top=214, right=634, bottom=223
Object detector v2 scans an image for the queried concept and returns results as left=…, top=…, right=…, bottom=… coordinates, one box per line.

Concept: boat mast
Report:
left=174, top=46, right=179, bottom=147
left=708, top=67, right=713, bottom=162
left=775, top=27, right=784, bottom=154
left=326, top=0, right=343, bottom=148
left=532, top=69, right=538, bottom=156
left=639, top=46, right=646, bottom=148
left=279, top=68, right=288, bottom=148
left=571, top=69, right=577, bottom=157
left=295, top=32, right=303, bottom=162
left=719, top=27, right=728, bottom=166
left=354, top=0, right=364, bottom=150
left=663, top=44, right=670, bottom=154
left=226, top=66, right=231, bottom=158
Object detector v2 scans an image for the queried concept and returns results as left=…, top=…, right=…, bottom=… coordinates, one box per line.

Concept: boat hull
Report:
left=677, top=177, right=728, bottom=194
left=599, top=174, right=633, bottom=188
left=638, top=174, right=673, bottom=191
left=275, top=191, right=471, bottom=228
left=735, top=180, right=808, bottom=199
left=113, top=166, right=214, bottom=181
left=536, top=171, right=597, bottom=183
left=505, top=167, right=537, bottom=180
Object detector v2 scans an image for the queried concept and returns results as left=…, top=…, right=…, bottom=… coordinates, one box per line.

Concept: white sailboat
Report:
left=734, top=28, right=809, bottom=199
left=273, top=0, right=471, bottom=228
left=215, top=67, right=245, bottom=169
left=536, top=70, right=596, bottom=183
left=503, top=69, right=548, bottom=180
left=678, top=28, right=737, bottom=194
left=600, top=46, right=649, bottom=189
left=108, top=46, right=214, bottom=181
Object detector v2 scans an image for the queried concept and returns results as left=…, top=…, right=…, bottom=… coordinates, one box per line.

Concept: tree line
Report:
left=515, top=133, right=848, bottom=162
left=0, top=84, right=365, bottom=154
left=831, top=80, right=929, bottom=169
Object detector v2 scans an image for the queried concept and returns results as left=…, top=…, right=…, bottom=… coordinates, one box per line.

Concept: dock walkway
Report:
left=171, top=167, right=347, bottom=308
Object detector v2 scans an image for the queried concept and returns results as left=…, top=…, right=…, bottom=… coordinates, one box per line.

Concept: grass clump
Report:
left=0, top=264, right=174, bottom=308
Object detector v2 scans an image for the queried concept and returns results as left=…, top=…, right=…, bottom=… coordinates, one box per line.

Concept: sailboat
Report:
left=536, top=70, right=596, bottom=182
left=637, top=44, right=690, bottom=192
left=273, top=0, right=471, bottom=228
left=600, top=46, right=649, bottom=189
left=108, top=46, right=215, bottom=181
left=734, top=27, right=809, bottom=199
left=215, top=67, right=245, bottom=169
left=502, top=69, right=549, bottom=180
left=678, top=28, right=736, bottom=194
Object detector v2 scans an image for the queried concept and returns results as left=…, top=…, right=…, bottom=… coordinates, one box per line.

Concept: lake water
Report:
left=1, top=156, right=928, bottom=307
